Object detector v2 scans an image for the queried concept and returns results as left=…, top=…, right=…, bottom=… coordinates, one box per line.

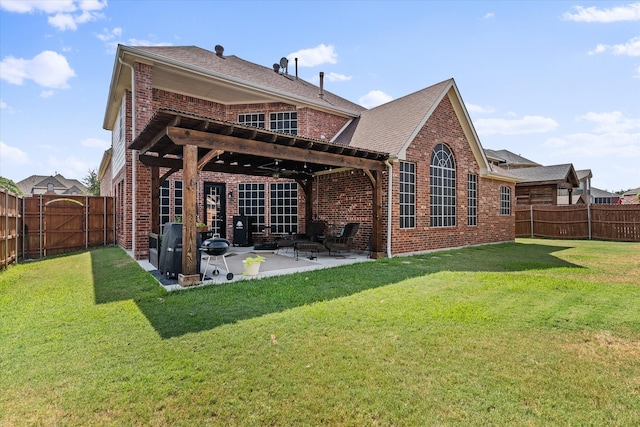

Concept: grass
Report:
left=1, top=238, right=639, bottom=426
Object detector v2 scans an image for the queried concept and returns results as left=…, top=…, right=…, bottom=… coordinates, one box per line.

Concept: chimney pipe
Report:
left=319, top=71, right=324, bottom=99
left=295, top=57, right=298, bottom=80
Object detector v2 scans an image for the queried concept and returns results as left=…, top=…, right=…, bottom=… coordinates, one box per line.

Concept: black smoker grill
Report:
left=201, top=237, right=234, bottom=281
left=159, top=222, right=202, bottom=279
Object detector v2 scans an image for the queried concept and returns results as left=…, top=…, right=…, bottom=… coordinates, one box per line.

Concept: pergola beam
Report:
left=166, top=127, right=386, bottom=172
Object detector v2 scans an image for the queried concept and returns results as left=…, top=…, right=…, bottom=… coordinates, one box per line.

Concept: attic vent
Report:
left=214, top=45, right=224, bottom=57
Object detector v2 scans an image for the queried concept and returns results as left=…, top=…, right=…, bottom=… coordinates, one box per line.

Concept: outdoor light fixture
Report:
left=228, top=191, right=233, bottom=199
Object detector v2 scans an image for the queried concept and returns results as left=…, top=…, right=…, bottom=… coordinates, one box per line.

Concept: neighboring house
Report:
left=507, top=164, right=579, bottom=205
left=102, top=44, right=518, bottom=280
left=590, top=187, right=621, bottom=205
left=16, top=174, right=86, bottom=196
left=485, top=149, right=590, bottom=206
left=622, top=188, right=640, bottom=204
left=484, top=149, right=540, bottom=169
left=98, top=148, right=113, bottom=196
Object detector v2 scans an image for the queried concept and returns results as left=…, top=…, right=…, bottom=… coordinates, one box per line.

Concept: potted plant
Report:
left=174, top=216, right=208, bottom=232
left=242, top=255, right=265, bottom=276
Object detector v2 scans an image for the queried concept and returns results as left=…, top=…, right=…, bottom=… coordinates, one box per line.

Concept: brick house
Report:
left=102, top=44, right=518, bottom=283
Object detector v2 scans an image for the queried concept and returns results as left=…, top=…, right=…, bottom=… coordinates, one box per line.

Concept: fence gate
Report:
left=44, top=198, right=85, bottom=256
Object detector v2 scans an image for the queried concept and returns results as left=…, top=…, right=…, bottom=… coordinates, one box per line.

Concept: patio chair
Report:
left=324, top=222, right=360, bottom=255
left=276, top=220, right=327, bottom=253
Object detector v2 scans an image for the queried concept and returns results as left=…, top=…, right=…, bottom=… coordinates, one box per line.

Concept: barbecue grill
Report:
left=201, top=237, right=234, bottom=280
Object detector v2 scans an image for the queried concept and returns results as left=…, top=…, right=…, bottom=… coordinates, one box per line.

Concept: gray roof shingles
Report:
left=131, top=45, right=366, bottom=115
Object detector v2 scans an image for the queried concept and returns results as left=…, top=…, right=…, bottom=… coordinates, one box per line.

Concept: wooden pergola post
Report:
left=178, top=144, right=200, bottom=286
left=365, top=169, right=385, bottom=259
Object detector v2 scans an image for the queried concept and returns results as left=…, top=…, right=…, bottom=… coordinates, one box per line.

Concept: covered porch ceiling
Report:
left=130, top=108, right=389, bottom=176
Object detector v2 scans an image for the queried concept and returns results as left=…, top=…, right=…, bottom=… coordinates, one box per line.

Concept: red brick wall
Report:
left=315, top=94, right=515, bottom=254
left=114, top=61, right=514, bottom=258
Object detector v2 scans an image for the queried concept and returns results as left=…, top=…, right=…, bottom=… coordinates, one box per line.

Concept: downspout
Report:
left=384, top=155, right=398, bottom=258
left=118, top=57, right=136, bottom=256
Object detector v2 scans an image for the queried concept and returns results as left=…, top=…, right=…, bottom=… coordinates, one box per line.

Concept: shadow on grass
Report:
left=92, top=242, right=581, bottom=339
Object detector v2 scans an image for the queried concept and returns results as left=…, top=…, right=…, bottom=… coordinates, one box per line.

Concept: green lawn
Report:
left=1, top=239, right=639, bottom=426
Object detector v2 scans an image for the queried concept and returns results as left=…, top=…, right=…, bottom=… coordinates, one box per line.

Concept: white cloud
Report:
left=0, top=0, right=106, bottom=31
left=466, top=103, right=496, bottom=114
left=0, top=0, right=76, bottom=14
left=544, top=131, right=640, bottom=159
left=0, top=141, right=30, bottom=166
left=359, top=90, right=393, bottom=109
left=474, top=115, right=559, bottom=136
left=563, top=2, right=640, bottom=22
left=97, top=27, right=122, bottom=42
left=81, top=137, right=109, bottom=149
left=288, top=44, right=338, bottom=67
left=0, top=51, right=76, bottom=89
left=127, top=38, right=173, bottom=47
left=40, top=90, right=55, bottom=98
left=484, top=12, right=495, bottom=19
left=577, top=111, right=640, bottom=133
left=589, top=36, right=640, bottom=56
left=325, top=72, right=352, bottom=82
left=544, top=110, right=640, bottom=159
left=48, top=155, right=92, bottom=180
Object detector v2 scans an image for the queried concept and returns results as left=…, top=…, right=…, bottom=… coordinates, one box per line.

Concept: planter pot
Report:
left=242, top=260, right=262, bottom=276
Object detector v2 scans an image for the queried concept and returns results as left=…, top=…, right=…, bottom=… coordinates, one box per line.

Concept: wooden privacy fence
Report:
left=516, top=204, right=640, bottom=242
left=1, top=189, right=21, bottom=269
left=0, top=189, right=116, bottom=269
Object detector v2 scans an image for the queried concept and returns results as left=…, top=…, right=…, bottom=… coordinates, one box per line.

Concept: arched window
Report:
left=430, top=144, right=456, bottom=227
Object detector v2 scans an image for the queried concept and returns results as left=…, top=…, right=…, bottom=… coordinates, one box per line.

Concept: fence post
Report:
left=39, top=194, right=43, bottom=259
left=587, top=203, right=592, bottom=240
left=530, top=205, right=534, bottom=238
left=85, top=196, right=89, bottom=250
left=103, top=196, right=107, bottom=246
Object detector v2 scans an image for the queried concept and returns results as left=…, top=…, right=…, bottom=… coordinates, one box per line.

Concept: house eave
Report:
left=104, top=45, right=361, bottom=131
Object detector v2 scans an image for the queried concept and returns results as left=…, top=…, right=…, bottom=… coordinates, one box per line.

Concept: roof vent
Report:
left=214, top=45, right=224, bottom=57
left=319, top=71, right=325, bottom=99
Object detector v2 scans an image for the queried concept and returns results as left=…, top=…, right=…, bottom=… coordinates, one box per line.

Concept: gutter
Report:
left=119, top=57, right=136, bottom=256
left=384, top=155, right=398, bottom=258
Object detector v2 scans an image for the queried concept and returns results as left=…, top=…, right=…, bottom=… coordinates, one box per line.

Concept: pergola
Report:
left=130, top=108, right=390, bottom=286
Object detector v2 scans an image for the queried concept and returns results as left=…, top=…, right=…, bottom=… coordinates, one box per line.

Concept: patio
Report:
left=134, top=245, right=372, bottom=291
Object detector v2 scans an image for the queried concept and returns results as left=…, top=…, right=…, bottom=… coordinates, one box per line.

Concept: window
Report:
left=270, top=182, right=298, bottom=234
left=112, top=97, right=127, bottom=174
left=270, top=111, right=297, bottom=135
left=238, top=183, right=265, bottom=232
left=174, top=180, right=183, bottom=219
left=430, top=144, right=456, bottom=227
left=238, top=113, right=265, bottom=128
left=399, top=161, right=416, bottom=228
left=500, top=186, right=511, bottom=215
left=467, top=173, right=477, bottom=226
left=159, top=181, right=170, bottom=232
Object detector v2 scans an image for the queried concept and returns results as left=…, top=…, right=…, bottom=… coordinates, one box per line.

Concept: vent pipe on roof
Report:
left=319, top=71, right=324, bottom=99
left=215, top=45, right=224, bottom=57
left=295, top=57, right=298, bottom=80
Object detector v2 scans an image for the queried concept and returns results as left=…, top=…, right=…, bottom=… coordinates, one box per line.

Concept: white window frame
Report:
left=270, top=182, right=298, bottom=234
left=399, top=161, right=416, bottom=229
left=467, top=173, right=477, bottom=226
left=238, top=183, right=265, bottom=232
left=269, top=111, right=298, bottom=135
left=430, top=144, right=456, bottom=227
left=238, top=113, right=265, bottom=128
left=500, top=186, right=511, bottom=215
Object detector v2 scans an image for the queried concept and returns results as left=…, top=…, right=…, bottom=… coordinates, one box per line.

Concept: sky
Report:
left=0, top=1, right=638, bottom=193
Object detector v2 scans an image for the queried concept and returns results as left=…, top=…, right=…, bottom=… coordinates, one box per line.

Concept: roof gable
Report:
left=346, top=78, right=497, bottom=179
left=509, top=164, right=579, bottom=187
